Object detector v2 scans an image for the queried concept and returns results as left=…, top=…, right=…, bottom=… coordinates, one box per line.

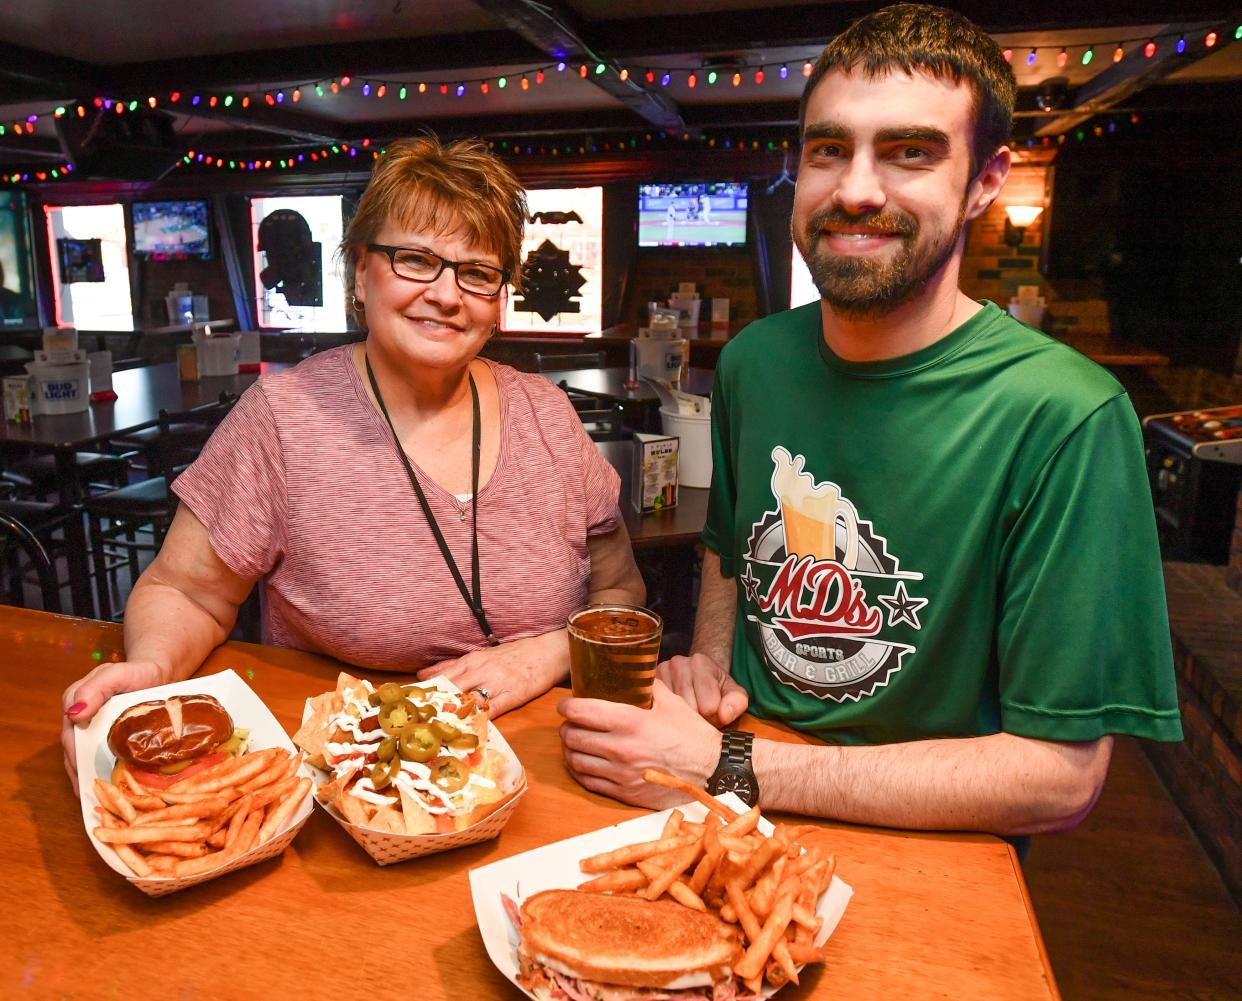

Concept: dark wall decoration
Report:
left=515, top=239, right=586, bottom=322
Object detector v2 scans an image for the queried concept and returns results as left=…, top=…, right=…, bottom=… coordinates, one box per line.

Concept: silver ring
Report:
left=473, top=686, right=492, bottom=703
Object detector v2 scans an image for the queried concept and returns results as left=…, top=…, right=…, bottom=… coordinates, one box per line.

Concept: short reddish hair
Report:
left=340, top=136, right=527, bottom=323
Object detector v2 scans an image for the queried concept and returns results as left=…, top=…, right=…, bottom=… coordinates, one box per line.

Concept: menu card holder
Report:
left=631, top=432, right=679, bottom=513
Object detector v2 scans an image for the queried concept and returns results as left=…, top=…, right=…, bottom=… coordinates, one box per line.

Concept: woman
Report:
left=62, top=136, right=644, bottom=789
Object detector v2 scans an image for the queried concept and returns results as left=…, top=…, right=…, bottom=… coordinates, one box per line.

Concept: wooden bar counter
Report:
left=2, top=607, right=1059, bottom=1000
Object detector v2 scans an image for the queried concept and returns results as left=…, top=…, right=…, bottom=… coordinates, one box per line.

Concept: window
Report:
left=45, top=203, right=134, bottom=330
left=791, top=245, right=819, bottom=309
left=0, top=192, right=37, bottom=328
left=250, top=194, right=346, bottom=332
left=504, top=187, right=603, bottom=335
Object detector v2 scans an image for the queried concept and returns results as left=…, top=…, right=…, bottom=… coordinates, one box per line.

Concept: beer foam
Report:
left=770, top=446, right=858, bottom=566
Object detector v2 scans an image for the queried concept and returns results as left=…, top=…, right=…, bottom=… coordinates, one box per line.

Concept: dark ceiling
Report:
left=0, top=1, right=1238, bottom=179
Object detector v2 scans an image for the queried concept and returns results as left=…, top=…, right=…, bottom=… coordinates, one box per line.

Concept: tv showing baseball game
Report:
left=638, top=183, right=748, bottom=247
left=132, top=199, right=211, bottom=259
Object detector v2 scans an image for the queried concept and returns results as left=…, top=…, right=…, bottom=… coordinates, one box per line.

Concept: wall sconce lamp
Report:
left=1003, top=205, right=1044, bottom=247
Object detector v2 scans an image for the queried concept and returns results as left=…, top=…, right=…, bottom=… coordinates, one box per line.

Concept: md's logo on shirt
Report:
left=741, top=446, right=928, bottom=703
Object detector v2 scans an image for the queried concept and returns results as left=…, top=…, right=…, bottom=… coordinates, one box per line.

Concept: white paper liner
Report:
left=299, top=677, right=527, bottom=865
left=75, top=669, right=314, bottom=897
left=469, top=792, right=853, bottom=1000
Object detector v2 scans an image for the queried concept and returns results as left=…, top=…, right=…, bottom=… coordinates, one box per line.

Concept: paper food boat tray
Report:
left=469, top=792, right=853, bottom=1000
left=300, top=681, right=527, bottom=865
left=75, top=669, right=315, bottom=898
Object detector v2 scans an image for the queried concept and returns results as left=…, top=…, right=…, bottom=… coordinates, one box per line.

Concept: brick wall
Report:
left=961, top=164, right=1111, bottom=335
left=1230, top=488, right=1242, bottom=595
left=630, top=248, right=757, bottom=326
left=1152, top=562, right=1242, bottom=904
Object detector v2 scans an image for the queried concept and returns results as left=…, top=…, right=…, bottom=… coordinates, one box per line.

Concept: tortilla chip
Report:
left=336, top=671, right=368, bottom=708
left=315, top=775, right=344, bottom=808
left=398, top=787, right=436, bottom=835
left=338, top=787, right=373, bottom=828
left=371, top=804, right=406, bottom=835
left=292, top=689, right=343, bottom=768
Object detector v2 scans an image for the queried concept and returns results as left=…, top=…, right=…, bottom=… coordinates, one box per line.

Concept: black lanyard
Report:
left=365, top=353, right=499, bottom=646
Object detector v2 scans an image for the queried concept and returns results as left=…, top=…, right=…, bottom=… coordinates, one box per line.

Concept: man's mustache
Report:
left=805, top=207, right=918, bottom=240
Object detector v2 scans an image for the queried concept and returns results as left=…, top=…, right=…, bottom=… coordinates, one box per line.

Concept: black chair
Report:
left=86, top=393, right=238, bottom=620
left=534, top=350, right=606, bottom=372
left=576, top=404, right=627, bottom=442
left=0, top=510, right=62, bottom=612
left=3, top=450, right=131, bottom=502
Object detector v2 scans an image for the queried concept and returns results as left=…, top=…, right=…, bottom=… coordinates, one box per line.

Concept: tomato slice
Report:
left=130, top=752, right=229, bottom=791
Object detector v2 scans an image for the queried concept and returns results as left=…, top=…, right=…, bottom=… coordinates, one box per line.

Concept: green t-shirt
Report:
left=704, top=301, right=1181, bottom=746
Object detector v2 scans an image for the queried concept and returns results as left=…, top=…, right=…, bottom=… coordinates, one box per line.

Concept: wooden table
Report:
left=598, top=438, right=708, bottom=549
left=0, top=362, right=288, bottom=616
left=0, top=361, right=286, bottom=452
left=1, top=607, right=1059, bottom=1001
left=1056, top=335, right=1169, bottom=368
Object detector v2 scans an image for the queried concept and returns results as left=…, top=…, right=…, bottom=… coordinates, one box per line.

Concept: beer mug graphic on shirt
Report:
left=770, top=446, right=860, bottom=569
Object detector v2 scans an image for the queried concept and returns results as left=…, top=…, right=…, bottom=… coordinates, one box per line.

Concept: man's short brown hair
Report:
left=799, top=3, right=1016, bottom=177
left=340, top=135, right=527, bottom=324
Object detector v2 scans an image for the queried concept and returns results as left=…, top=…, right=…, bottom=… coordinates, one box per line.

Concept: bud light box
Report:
left=631, top=432, right=679, bottom=514
left=26, top=351, right=90, bottom=415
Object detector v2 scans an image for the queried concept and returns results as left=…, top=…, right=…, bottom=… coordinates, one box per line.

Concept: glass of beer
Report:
left=567, top=604, right=663, bottom=708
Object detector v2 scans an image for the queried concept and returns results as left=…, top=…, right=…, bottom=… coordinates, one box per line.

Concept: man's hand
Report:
left=422, top=630, right=568, bottom=719
left=656, top=653, right=748, bottom=728
left=61, top=660, right=167, bottom=795
left=558, top=680, right=723, bottom=809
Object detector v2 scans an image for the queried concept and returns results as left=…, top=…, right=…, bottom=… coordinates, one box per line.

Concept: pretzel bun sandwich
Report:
left=107, top=695, right=244, bottom=790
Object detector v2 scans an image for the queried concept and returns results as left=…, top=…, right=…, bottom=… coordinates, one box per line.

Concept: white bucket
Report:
left=26, top=359, right=90, bottom=415
left=193, top=332, right=241, bottom=376
left=660, top=405, right=713, bottom=488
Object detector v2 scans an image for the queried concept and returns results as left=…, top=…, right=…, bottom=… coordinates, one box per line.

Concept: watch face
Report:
left=713, top=772, right=756, bottom=803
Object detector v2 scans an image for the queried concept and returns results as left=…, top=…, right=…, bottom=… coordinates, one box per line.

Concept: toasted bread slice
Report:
left=519, top=889, right=742, bottom=989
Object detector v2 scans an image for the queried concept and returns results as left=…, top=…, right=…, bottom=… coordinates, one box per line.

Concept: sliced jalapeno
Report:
left=448, top=731, right=480, bottom=752
left=379, top=698, right=417, bottom=734
left=369, top=756, right=399, bottom=790
left=368, top=690, right=383, bottom=707
left=397, top=724, right=440, bottom=763
left=429, top=719, right=460, bottom=742
left=430, top=757, right=467, bottom=793
left=376, top=736, right=397, bottom=763
left=376, top=682, right=405, bottom=705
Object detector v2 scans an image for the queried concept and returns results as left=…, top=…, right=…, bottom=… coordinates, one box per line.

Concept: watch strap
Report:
left=720, top=730, right=754, bottom=767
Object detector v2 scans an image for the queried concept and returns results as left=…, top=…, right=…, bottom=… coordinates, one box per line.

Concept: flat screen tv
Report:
left=638, top=183, right=748, bottom=247
left=132, top=199, right=211, bottom=259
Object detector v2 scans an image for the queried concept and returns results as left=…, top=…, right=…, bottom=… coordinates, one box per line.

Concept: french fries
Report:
left=579, top=768, right=837, bottom=992
left=91, top=749, right=307, bottom=879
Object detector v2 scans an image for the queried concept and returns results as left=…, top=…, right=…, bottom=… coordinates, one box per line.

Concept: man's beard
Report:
left=796, top=201, right=967, bottom=319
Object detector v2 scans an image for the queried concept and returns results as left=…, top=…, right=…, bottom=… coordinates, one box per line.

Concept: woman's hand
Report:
left=61, top=660, right=168, bottom=795
left=420, top=630, right=570, bottom=718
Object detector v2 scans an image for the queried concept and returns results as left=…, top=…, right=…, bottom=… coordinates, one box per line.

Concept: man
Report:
left=559, top=3, right=1181, bottom=838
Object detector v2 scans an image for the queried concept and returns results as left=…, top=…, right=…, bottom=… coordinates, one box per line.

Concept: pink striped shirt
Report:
left=172, top=347, right=620, bottom=669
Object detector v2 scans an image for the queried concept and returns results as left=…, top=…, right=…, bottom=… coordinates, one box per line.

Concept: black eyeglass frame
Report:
left=366, top=243, right=510, bottom=297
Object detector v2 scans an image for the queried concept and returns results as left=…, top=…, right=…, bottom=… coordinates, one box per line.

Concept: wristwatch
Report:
left=706, top=730, right=759, bottom=807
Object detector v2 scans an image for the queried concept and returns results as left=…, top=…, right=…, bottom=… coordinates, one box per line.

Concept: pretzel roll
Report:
left=107, top=695, right=234, bottom=768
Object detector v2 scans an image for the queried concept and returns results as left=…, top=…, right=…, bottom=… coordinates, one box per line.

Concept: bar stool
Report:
left=86, top=393, right=237, bottom=620
left=3, top=450, right=131, bottom=502
left=0, top=501, right=71, bottom=612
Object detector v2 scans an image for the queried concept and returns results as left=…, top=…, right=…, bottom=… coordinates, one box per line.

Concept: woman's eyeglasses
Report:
left=367, top=244, right=509, bottom=297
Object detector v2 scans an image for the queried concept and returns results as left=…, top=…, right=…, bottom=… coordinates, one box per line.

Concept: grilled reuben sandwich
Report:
left=512, top=889, right=748, bottom=1000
